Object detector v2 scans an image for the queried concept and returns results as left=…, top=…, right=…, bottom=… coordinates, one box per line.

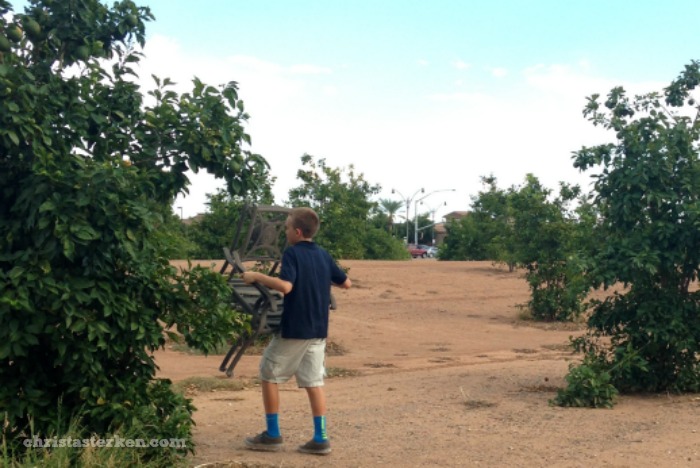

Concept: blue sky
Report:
left=13, top=1, right=700, bottom=221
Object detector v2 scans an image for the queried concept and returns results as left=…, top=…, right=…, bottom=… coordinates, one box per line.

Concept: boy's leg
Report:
left=298, top=386, right=331, bottom=455
left=262, top=380, right=280, bottom=414
left=306, top=386, right=328, bottom=441
left=262, top=380, right=281, bottom=438
left=305, top=385, right=326, bottom=417
left=245, top=379, right=284, bottom=451
left=296, top=339, right=332, bottom=455
left=245, top=336, right=293, bottom=452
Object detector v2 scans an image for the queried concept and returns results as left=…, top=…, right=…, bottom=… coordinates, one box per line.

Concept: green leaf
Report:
left=56, top=341, right=66, bottom=358
left=74, top=226, right=99, bottom=241
left=7, top=131, right=19, bottom=145
left=63, top=238, right=75, bottom=260
left=8, top=266, right=25, bottom=281
left=0, top=341, right=10, bottom=360
left=39, top=200, right=56, bottom=212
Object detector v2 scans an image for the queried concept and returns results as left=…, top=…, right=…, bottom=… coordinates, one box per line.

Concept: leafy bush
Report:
left=2, top=395, right=191, bottom=467
left=567, top=61, right=700, bottom=396
left=363, top=227, right=411, bottom=260
left=443, top=175, right=592, bottom=321
left=526, top=258, right=589, bottom=321
left=0, top=0, right=268, bottom=456
left=288, top=155, right=380, bottom=259
left=184, top=188, right=274, bottom=260
left=553, top=354, right=618, bottom=408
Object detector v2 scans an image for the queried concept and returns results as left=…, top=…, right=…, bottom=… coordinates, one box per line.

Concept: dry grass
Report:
left=170, top=337, right=347, bottom=357
left=169, top=341, right=231, bottom=356
left=326, top=367, right=361, bottom=378
left=193, top=462, right=281, bottom=468
left=173, top=376, right=255, bottom=396
left=459, top=386, right=497, bottom=409
left=363, top=362, right=397, bottom=368
left=521, top=384, right=560, bottom=393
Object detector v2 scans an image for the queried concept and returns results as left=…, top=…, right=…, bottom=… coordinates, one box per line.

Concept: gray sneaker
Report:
left=245, top=431, right=283, bottom=452
left=298, top=438, right=331, bottom=455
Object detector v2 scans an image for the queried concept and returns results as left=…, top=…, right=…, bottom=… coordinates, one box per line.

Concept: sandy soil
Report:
left=156, top=260, right=700, bottom=468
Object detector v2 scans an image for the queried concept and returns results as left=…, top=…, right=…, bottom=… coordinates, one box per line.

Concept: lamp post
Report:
left=391, top=187, right=424, bottom=243
left=421, top=201, right=447, bottom=244
left=177, top=206, right=183, bottom=220
left=413, top=189, right=455, bottom=245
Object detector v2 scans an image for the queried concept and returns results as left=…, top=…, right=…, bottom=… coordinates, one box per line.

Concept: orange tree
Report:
left=287, top=154, right=408, bottom=260
left=508, top=175, right=591, bottom=321
left=0, top=0, right=269, bottom=458
left=441, top=176, right=515, bottom=263
left=556, top=61, right=700, bottom=407
left=442, top=175, right=592, bottom=321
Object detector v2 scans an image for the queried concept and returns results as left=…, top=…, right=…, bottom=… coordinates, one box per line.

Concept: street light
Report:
left=413, top=189, right=455, bottom=245
left=177, top=206, right=183, bottom=220
left=391, top=187, right=424, bottom=243
left=421, top=201, right=447, bottom=244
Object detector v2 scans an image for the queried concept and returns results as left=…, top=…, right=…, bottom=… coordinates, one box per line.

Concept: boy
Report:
left=242, top=207, right=351, bottom=455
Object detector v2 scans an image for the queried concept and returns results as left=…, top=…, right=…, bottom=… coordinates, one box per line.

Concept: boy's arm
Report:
left=333, top=278, right=352, bottom=289
left=242, top=271, right=293, bottom=295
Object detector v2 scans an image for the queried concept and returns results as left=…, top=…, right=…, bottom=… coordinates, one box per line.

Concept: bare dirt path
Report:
left=156, top=260, right=700, bottom=467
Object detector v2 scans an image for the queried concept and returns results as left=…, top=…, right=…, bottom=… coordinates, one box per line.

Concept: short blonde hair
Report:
left=289, top=207, right=319, bottom=238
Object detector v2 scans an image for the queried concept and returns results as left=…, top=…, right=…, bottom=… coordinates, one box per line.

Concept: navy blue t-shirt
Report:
left=278, top=241, right=347, bottom=339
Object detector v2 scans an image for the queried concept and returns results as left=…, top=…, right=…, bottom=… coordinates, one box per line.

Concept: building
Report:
left=434, top=211, right=470, bottom=245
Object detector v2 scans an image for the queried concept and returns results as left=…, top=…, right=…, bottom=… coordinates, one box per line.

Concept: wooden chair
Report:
left=218, top=204, right=291, bottom=377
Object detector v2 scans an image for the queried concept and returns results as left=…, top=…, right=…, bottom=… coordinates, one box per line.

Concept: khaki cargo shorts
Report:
left=259, top=335, right=326, bottom=387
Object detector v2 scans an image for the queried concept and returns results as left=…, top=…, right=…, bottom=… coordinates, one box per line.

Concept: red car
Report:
left=407, top=244, right=428, bottom=258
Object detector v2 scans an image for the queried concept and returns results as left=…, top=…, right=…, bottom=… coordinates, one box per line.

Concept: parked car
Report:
left=418, top=244, right=438, bottom=258
left=407, top=244, right=428, bottom=258
left=427, top=246, right=438, bottom=258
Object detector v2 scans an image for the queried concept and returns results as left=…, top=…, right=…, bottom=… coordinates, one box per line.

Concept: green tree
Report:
left=441, top=175, right=589, bottom=321
left=562, top=61, right=700, bottom=401
left=378, top=198, right=403, bottom=234
left=185, top=183, right=274, bottom=259
left=509, top=175, right=589, bottom=321
left=160, top=206, right=198, bottom=259
left=440, top=176, right=515, bottom=265
left=0, top=0, right=268, bottom=458
left=440, top=213, right=488, bottom=260
left=473, top=176, right=517, bottom=267
left=287, top=154, right=407, bottom=259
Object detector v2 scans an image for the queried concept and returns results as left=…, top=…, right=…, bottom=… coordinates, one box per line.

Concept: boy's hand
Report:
left=242, top=272, right=258, bottom=284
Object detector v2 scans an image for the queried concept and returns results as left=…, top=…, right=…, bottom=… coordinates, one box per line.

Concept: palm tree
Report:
left=379, top=199, right=403, bottom=234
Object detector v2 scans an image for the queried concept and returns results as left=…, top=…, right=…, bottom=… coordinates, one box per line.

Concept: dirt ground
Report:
left=156, top=260, right=700, bottom=468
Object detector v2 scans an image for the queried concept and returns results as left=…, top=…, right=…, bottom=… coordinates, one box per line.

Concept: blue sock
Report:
left=313, top=415, right=327, bottom=442
left=266, top=413, right=280, bottom=438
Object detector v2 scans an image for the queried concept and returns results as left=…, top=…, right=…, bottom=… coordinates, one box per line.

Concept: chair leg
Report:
left=219, top=334, right=245, bottom=373
left=221, top=304, right=274, bottom=377
left=225, top=332, right=259, bottom=378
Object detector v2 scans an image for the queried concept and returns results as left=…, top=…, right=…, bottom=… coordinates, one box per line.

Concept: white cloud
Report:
left=523, top=63, right=607, bottom=96
left=490, top=67, right=508, bottom=78
left=322, top=85, right=338, bottom=96
left=452, top=59, right=470, bottom=70
left=289, top=64, right=333, bottom=75
left=417, top=59, right=429, bottom=67
left=225, top=55, right=284, bottom=74
left=142, top=36, right=666, bottom=220
left=427, top=91, right=492, bottom=104
left=139, top=35, right=340, bottom=217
